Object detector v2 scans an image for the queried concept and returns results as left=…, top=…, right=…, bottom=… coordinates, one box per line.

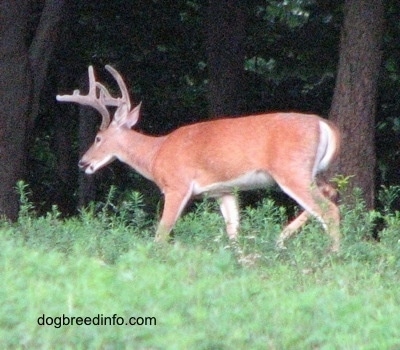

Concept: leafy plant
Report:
left=15, top=180, right=36, bottom=223
left=330, top=174, right=355, bottom=194
left=377, top=185, right=400, bottom=214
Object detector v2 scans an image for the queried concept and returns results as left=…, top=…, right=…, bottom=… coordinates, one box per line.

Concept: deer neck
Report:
left=117, top=129, right=167, bottom=181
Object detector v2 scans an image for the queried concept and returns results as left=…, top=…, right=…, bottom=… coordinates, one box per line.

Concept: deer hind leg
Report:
left=219, top=193, right=240, bottom=240
left=155, top=188, right=192, bottom=243
left=276, top=178, right=340, bottom=252
left=276, top=178, right=338, bottom=249
left=276, top=211, right=310, bottom=250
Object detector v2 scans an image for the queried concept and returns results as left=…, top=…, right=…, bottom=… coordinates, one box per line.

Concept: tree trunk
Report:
left=53, top=103, right=77, bottom=214
left=205, top=0, right=246, bottom=117
left=0, top=0, right=31, bottom=220
left=78, top=106, right=99, bottom=208
left=329, top=0, right=384, bottom=209
left=28, top=0, right=66, bottom=133
left=0, top=0, right=65, bottom=220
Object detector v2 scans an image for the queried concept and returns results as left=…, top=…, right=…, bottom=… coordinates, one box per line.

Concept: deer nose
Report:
left=78, top=160, right=89, bottom=170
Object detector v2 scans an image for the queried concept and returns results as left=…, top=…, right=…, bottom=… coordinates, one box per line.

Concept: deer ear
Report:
left=117, top=102, right=142, bottom=129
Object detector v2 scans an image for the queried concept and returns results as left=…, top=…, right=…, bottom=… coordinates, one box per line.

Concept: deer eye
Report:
left=95, top=136, right=101, bottom=143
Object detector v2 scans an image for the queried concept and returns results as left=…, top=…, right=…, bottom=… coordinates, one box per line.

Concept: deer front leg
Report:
left=154, top=189, right=192, bottom=243
left=219, top=193, right=240, bottom=240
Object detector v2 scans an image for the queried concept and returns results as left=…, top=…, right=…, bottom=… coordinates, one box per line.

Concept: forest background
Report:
left=0, top=0, right=398, bottom=219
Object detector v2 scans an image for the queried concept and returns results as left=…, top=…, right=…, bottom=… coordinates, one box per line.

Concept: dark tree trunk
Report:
left=78, top=106, right=99, bottom=208
left=53, top=103, right=77, bottom=214
left=28, top=0, right=66, bottom=132
left=205, top=0, right=246, bottom=117
left=0, top=0, right=31, bottom=220
left=0, top=0, right=65, bottom=220
left=329, top=0, right=384, bottom=209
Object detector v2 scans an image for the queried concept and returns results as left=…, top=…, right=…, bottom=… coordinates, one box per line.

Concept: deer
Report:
left=56, top=65, right=341, bottom=252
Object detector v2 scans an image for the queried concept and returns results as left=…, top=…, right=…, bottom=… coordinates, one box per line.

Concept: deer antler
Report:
left=56, top=66, right=111, bottom=130
left=56, top=65, right=133, bottom=130
left=102, top=65, right=132, bottom=122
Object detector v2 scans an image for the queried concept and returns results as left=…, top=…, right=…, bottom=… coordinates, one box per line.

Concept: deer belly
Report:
left=192, top=170, right=274, bottom=197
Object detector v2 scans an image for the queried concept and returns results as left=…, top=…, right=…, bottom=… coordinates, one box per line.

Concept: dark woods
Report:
left=0, top=0, right=398, bottom=218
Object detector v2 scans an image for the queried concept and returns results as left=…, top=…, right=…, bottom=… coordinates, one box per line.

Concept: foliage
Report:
left=1, top=183, right=400, bottom=348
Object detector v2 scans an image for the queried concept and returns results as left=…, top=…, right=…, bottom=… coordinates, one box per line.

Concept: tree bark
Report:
left=0, top=0, right=31, bottom=220
left=72, top=66, right=106, bottom=208
left=0, top=0, right=65, bottom=220
left=329, top=0, right=384, bottom=209
left=205, top=0, right=246, bottom=117
left=53, top=103, right=77, bottom=213
left=78, top=106, right=99, bottom=208
left=28, top=0, right=66, bottom=132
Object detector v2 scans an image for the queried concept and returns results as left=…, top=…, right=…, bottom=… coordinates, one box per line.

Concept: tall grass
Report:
left=1, top=183, right=400, bottom=349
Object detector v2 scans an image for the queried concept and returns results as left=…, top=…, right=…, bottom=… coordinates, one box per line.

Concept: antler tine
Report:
left=105, top=65, right=132, bottom=111
left=96, top=82, right=121, bottom=107
left=56, top=66, right=111, bottom=130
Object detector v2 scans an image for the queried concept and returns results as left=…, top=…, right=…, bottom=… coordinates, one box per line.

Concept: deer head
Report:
left=56, top=65, right=141, bottom=174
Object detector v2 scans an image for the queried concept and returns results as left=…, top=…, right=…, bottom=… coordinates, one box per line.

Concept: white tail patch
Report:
left=314, top=120, right=339, bottom=174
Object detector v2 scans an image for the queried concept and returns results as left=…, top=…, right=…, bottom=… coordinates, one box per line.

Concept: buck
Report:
left=56, top=65, right=341, bottom=252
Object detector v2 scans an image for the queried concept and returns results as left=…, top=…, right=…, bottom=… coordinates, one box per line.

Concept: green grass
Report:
left=1, top=188, right=400, bottom=349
